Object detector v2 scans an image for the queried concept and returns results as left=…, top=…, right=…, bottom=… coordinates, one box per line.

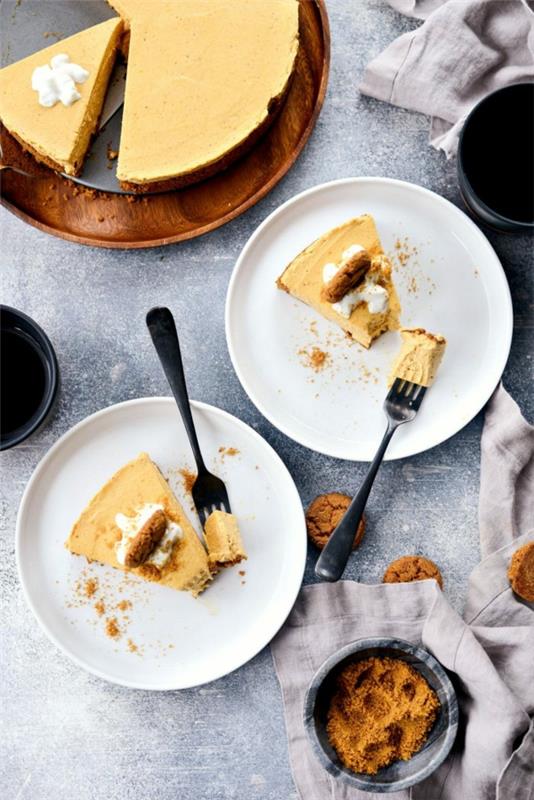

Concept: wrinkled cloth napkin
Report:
left=359, top=0, right=534, bottom=156
left=271, top=384, right=534, bottom=800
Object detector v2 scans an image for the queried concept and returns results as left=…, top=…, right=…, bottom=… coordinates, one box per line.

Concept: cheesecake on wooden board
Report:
left=0, top=18, right=123, bottom=176
left=107, top=0, right=300, bottom=192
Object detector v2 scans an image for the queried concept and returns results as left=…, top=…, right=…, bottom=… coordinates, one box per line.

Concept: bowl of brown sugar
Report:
left=304, top=638, right=458, bottom=793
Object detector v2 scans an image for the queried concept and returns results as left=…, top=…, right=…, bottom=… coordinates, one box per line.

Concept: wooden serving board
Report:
left=0, top=0, right=330, bottom=249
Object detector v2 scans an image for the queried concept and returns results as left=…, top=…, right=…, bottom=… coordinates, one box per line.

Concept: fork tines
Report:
left=388, top=378, right=427, bottom=409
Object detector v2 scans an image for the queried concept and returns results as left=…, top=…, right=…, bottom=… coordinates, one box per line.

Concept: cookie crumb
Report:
left=84, top=578, right=98, bottom=598
left=179, top=468, right=196, bottom=493
left=299, top=346, right=330, bottom=372
left=94, top=600, right=106, bottom=617
left=326, top=657, right=439, bottom=774
left=105, top=617, right=121, bottom=639
left=218, top=446, right=240, bottom=458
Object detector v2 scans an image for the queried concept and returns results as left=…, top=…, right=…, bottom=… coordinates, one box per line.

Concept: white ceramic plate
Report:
left=16, top=398, right=306, bottom=690
left=226, top=178, right=513, bottom=460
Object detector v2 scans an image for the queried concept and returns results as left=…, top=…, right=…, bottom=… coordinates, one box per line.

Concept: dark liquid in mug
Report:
left=461, top=83, right=534, bottom=223
left=1, top=330, right=47, bottom=435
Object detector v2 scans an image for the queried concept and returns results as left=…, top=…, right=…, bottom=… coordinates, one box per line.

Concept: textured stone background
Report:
left=1, top=1, right=532, bottom=799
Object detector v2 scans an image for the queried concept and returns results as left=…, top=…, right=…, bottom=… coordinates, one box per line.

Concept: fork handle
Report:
left=315, top=421, right=398, bottom=582
left=146, top=307, right=206, bottom=472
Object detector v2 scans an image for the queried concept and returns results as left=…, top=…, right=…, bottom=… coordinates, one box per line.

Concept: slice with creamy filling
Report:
left=276, top=214, right=401, bottom=348
left=0, top=18, right=123, bottom=176
left=66, top=452, right=211, bottom=597
left=204, top=511, right=247, bottom=572
left=388, top=328, right=447, bottom=387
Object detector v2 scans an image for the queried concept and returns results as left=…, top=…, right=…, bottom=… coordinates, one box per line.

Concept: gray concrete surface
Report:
left=1, top=1, right=533, bottom=799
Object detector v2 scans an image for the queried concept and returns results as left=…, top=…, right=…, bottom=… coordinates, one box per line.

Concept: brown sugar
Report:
left=84, top=578, right=98, bottom=598
left=127, top=639, right=138, bottom=653
left=179, top=468, right=196, bottom=493
left=326, top=657, right=440, bottom=774
left=116, top=599, right=132, bottom=612
left=105, top=617, right=121, bottom=639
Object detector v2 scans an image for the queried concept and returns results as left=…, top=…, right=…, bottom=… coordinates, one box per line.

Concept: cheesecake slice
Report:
left=277, top=214, right=401, bottom=348
left=0, top=18, right=123, bottom=176
left=204, top=511, right=247, bottom=572
left=107, top=0, right=299, bottom=191
left=66, top=452, right=211, bottom=597
left=388, top=328, right=447, bottom=387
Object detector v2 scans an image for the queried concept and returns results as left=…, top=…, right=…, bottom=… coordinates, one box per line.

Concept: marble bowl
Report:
left=304, top=637, right=458, bottom=793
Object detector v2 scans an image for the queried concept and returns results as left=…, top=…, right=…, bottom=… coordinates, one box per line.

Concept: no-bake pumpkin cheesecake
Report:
left=0, top=18, right=123, bottom=176
left=277, top=214, right=401, bottom=348
left=66, top=452, right=212, bottom=597
left=107, top=0, right=300, bottom=192
left=204, top=511, right=247, bottom=572
left=388, top=328, right=447, bottom=387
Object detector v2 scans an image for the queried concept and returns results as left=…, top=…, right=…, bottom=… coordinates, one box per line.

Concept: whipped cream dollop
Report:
left=115, top=503, right=183, bottom=568
left=31, top=54, right=89, bottom=108
left=322, top=245, right=388, bottom=318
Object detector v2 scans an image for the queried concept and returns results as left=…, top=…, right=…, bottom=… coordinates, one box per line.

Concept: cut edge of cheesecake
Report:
left=66, top=452, right=212, bottom=598
left=203, top=510, right=247, bottom=573
left=277, top=214, right=401, bottom=349
left=387, top=327, right=447, bottom=388
left=0, top=17, right=124, bottom=177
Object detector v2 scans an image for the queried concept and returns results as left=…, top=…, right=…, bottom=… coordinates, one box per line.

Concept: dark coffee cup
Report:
left=458, top=83, right=534, bottom=233
left=0, top=306, right=59, bottom=450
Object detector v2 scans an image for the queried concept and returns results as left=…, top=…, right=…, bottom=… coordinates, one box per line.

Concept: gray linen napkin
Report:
left=359, top=0, right=534, bottom=156
left=271, top=384, right=534, bottom=800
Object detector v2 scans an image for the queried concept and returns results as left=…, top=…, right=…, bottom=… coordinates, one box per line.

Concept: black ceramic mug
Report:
left=0, top=306, right=59, bottom=450
left=458, top=83, right=534, bottom=233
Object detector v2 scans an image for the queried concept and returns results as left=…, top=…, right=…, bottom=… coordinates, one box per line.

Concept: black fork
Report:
left=315, top=378, right=427, bottom=582
left=146, top=306, right=231, bottom=528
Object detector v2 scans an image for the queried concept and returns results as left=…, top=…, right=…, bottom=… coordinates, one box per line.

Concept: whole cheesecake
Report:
left=108, top=0, right=300, bottom=192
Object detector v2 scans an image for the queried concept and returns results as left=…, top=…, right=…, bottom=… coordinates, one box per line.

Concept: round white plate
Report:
left=16, top=398, right=306, bottom=690
left=226, top=178, right=513, bottom=460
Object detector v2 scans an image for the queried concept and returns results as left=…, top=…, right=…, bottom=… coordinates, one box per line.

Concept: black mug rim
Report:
left=458, top=82, right=534, bottom=231
left=0, top=305, right=59, bottom=451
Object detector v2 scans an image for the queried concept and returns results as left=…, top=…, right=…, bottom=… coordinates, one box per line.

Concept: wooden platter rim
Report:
left=0, top=0, right=330, bottom=250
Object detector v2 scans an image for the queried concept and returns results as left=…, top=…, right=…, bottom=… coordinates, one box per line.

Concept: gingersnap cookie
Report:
left=305, top=493, right=365, bottom=550
left=508, top=541, right=534, bottom=602
left=383, top=555, right=443, bottom=589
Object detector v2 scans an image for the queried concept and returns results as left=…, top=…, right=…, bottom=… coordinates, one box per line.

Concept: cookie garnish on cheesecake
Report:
left=277, top=214, right=401, bottom=348
left=66, top=452, right=248, bottom=597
